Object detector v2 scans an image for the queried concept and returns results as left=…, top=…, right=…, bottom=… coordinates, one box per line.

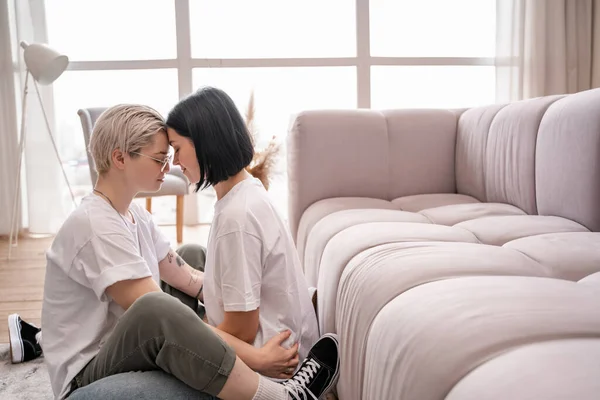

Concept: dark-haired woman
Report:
left=166, top=87, right=322, bottom=378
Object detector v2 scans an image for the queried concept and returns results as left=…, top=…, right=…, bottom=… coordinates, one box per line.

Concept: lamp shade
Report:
left=20, top=41, right=69, bottom=85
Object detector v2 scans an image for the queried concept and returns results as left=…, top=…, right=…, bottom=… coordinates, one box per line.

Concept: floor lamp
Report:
left=8, top=41, right=76, bottom=260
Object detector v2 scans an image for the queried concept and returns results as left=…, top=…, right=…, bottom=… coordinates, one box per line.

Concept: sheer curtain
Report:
left=0, top=0, right=71, bottom=236
left=496, top=0, right=600, bottom=102
left=0, top=0, right=20, bottom=236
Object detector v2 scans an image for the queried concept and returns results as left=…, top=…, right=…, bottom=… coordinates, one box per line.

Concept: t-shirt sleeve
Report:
left=70, top=233, right=153, bottom=301
left=213, top=230, right=263, bottom=312
left=149, top=217, right=171, bottom=262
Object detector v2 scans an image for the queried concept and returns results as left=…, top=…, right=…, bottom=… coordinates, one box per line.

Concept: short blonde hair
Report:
left=90, top=104, right=166, bottom=175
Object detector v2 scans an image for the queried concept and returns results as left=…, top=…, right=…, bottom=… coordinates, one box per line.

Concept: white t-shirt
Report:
left=41, top=193, right=171, bottom=399
left=203, top=178, right=319, bottom=364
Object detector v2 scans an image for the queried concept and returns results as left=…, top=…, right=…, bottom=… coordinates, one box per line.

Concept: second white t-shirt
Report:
left=203, top=178, right=319, bottom=363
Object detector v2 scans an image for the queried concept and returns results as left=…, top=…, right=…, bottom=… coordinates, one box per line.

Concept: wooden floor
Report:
left=0, top=225, right=210, bottom=344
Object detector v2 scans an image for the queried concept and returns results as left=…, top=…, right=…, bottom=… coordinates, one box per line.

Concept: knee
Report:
left=176, top=243, right=206, bottom=256
left=124, top=292, right=201, bottom=339
left=127, top=291, right=184, bottom=321
left=176, top=243, right=206, bottom=269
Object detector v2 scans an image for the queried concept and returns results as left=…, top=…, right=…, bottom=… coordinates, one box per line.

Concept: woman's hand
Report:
left=255, top=330, right=300, bottom=379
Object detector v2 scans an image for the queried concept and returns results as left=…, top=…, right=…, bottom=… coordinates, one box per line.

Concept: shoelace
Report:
left=283, top=359, right=320, bottom=400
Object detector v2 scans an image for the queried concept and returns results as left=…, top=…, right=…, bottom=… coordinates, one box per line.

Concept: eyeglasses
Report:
left=131, top=152, right=172, bottom=172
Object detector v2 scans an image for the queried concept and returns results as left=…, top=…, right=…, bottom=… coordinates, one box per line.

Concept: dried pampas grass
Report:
left=244, top=90, right=281, bottom=190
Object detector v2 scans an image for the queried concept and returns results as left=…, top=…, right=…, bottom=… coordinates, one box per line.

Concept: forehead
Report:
left=145, top=130, right=169, bottom=150
left=167, top=127, right=182, bottom=141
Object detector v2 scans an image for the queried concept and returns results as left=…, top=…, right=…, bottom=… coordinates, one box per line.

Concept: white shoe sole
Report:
left=8, top=313, right=24, bottom=363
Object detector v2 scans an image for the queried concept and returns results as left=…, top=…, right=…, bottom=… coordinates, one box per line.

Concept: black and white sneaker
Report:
left=283, top=333, right=340, bottom=400
left=8, top=313, right=43, bottom=364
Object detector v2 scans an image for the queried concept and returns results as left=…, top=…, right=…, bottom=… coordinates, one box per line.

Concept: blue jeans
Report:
left=69, top=370, right=216, bottom=400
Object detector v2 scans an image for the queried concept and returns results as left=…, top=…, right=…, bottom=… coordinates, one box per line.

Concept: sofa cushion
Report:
left=579, top=271, right=600, bottom=287
left=362, top=276, right=600, bottom=400
left=335, top=243, right=549, bottom=400
left=303, top=209, right=429, bottom=286
left=455, top=103, right=507, bottom=202
left=503, top=232, right=600, bottom=281
left=446, top=339, right=600, bottom=400
left=455, top=215, right=589, bottom=246
left=287, top=110, right=391, bottom=241
left=536, top=88, right=600, bottom=232
left=484, top=95, right=564, bottom=215
left=419, top=202, right=525, bottom=226
left=383, top=109, right=458, bottom=199
left=316, top=222, right=479, bottom=334
left=392, top=193, right=479, bottom=212
left=296, top=197, right=399, bottom=264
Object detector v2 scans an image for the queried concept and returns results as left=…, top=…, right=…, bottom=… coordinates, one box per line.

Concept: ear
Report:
left=111, top=149, right=127, bottom=171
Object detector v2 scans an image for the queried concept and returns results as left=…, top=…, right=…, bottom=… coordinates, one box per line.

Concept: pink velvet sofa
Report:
left=286, top=88, right=600, bottom=400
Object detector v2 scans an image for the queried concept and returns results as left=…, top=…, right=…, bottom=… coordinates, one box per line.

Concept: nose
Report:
left=173, top=153, right=180, bottom=166
left=162, top=162, right=171, bottom=173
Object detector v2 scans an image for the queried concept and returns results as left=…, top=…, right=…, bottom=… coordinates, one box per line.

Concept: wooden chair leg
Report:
left=176, top=195, right=184, bottom=244
left=146, top=198, right=152, bottom=213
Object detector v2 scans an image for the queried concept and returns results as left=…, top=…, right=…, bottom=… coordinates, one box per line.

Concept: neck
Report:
left=214, top=169, right=251, bottom=200
left=93, top=174, right=136, bottom=216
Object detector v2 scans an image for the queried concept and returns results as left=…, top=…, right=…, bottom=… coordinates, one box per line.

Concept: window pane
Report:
left=45, top=0, right=176, bottom=61
left=192, top=67, right=357, bottom=217
left=371, top=66, right=495, bottom=109
left=52, top=69, right=178, bottom=207
left=370, top=0, right=496, bottom=57
left=190, top=0, right=355, bottom=58
left=193, top=67, right=356, bottom=144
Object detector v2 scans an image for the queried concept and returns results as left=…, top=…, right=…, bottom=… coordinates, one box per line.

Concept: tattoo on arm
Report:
left=188, top=273, right=199, bottom=286
left=166, top=251, right=184, bottom=267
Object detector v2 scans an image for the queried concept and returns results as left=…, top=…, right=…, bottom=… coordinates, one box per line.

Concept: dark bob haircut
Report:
left=166, top=86, right=254, bottom=192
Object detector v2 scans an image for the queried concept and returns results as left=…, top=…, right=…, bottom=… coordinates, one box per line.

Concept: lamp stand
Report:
left=7, top=69, right=78, bottom=260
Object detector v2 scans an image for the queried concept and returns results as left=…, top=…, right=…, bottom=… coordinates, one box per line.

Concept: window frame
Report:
left=62, top=0, right=496, bottom=108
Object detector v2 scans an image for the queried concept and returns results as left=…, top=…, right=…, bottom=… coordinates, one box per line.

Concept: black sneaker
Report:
left=8, top=313, right=43, bottom=364
left=309, top=287, right=318, bottom=316
left=283, top=333, right=340, bottom=400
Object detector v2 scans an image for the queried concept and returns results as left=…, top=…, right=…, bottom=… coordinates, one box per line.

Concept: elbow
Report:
left=232, top=325, right=257, bottom=344
left=217, top=323, right=258, bottom=344
left=219, top=309, right=260, bottom=344
left=240, top=330, right=257, bottom=345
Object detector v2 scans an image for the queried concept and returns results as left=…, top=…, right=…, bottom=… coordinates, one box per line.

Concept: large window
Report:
left=44, top=0, right=497, bottom=222
left=45, top=0, right=177, bottom=61
left=189, top=0, right=356, bottom=58
left=369, top=0, right=496, bottom=57
left=371, top=66, right=495, bottom=109
left=192, top=67, right=357, bottom=148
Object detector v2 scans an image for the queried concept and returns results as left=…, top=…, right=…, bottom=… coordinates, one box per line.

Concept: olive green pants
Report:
left=76, top=244, right=232, bottom=397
